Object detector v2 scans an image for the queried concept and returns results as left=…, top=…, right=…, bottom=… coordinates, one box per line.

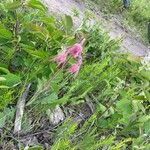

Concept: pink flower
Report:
left=67, top=43, right=82, bottom=58
left=54, top=52, right=67, bottom=65
left=68, top=64, right=80, bottom=74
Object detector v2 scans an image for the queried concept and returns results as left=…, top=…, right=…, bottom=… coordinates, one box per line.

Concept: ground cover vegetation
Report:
left=0, top=0, right=150, bottom=149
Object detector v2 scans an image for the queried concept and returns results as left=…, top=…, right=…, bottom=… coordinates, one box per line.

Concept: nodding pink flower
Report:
left=54, top=52, right=67, bottom=65
left=67, top=43, right=82, bottom=58
left=68, top=64, right=80, bottom=74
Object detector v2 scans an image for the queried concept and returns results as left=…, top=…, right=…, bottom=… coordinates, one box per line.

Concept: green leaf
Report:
left=27, top=0, right=46, bottom=11
left=0, top=74, right=21, bottom=88
left=63, top=15, right=73, bottom=34
left=4, top=1, right=21, bottom=10
left=0, top=85, right=9, bottom=88
left=26, top=23, right=48, bottom=35
left=143, top=120, right=150, bottom=134
left=94, top=136, right=115, bottom=148
left=32, top=95, right=70, bottom=108
left=140, top=70, right=150, bottom=81
left=40, top=93, right=58, bottom=104
left=24, top=48, right=48, bottom=59
left=0, top=23, right=12, bottom=39
left=0, top=67, right=10, bottom=74
left=110, top=138, right=132, bottom=150
left=0, top=67, right=21, bottom=88
left=138, top=115, right=150, bottom=123
left=133, top=95, right=147, bottom=101
left=144, top=90, right=150, bottom=101
left=0, top=3, right=6, bottom=13
left=116, top=91, right=133, bottom=123
left=26, top=146, right=43, bottom=150
left=21, top=44, right=49, bottom=59
left=97, top=103, right=109, bottom=117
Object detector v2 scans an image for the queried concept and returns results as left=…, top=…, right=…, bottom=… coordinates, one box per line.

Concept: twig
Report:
left=13, top=83, right=31, bottom=134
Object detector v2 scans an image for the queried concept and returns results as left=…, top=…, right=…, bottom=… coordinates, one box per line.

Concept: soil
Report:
left=42, top=0, right=150, bottom=56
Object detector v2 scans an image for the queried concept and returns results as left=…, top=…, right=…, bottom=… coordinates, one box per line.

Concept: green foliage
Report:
left=62, top=15, right=73, bottom=34
left=0, top=107, right=15, bottom=128
left=0, top=0, right=75, bottom=110
left=0, top=89, right=12, bottom=110
left=0, top=23, right=12, bottom=39
left=27, top=0, right=47, bottom=11
left=83, top=24, right=120, bottom=62
left=0, top=0, right=149, bottom=149
left=0, top=67, right=21, bottom=88
left=0, top=67, right=20, bottom=109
